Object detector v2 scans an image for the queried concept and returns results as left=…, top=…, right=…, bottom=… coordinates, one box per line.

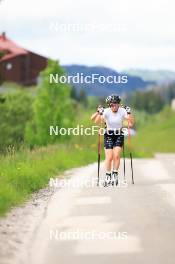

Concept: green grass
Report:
left=0, top=142, right=98, bottom=216
left=0, top=109, right=101, bottom=216
left=131, top=106, right=175, bottom=157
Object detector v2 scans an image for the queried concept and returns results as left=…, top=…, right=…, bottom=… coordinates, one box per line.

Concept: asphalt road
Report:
left=28, top=154, right=175, bottom=264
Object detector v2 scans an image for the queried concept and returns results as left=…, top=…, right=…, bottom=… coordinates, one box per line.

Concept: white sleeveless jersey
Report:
left=103, top=107, right=128, bottom=130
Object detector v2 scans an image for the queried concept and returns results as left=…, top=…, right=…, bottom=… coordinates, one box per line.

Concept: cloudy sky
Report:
left=0, top=0, right=175, bottom=71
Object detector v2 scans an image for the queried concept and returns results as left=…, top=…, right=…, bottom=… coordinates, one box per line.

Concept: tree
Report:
left=70, top=86, right=78, bottom=101
left=25, top=60, right=76, bottom=146
left=130, top=90, right=165, bottom=114
left=0, top=91, right=33, bottom=151
left=78, top=88, right=87, bottom=107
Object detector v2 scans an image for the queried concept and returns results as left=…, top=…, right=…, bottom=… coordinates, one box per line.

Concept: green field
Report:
left=131, top=107, right=175, bottom=157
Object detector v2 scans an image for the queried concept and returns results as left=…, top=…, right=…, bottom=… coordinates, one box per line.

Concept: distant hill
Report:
left=63, top=65, right=153, bottom=96
left=124, top=69, right=175, bottom=84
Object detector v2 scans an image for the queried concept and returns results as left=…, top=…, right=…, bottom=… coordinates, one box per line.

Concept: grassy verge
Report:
left=0, top=142, right=98, bottom=216
left=0, top=109, right=101, bottom=216
left=131, top=106, right=175, bottom=157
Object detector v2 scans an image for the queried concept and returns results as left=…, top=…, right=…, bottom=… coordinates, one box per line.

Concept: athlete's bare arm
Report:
left=91, top=112, right=104, bottom=124
left=125, top=114, right=135, bottom=127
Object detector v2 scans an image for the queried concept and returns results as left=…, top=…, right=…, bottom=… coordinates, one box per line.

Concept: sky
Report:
left=0, top=0, right=175, bottom=71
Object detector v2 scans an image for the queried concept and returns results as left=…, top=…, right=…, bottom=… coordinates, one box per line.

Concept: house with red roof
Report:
left=0, top=32, right=47, bottom=85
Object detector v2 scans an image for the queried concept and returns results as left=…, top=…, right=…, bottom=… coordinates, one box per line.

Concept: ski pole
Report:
left=130, top=152, right=134, bottom=184
left=128, top=117, right=134, bottom=184
left=123, top=137, right=126, bottom=182
left=97, top=117, right=103, bottom=186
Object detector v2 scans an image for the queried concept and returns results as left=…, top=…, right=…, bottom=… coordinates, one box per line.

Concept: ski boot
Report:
left=103, top=172, right=111, bottom=187
left=111, top=171, right=118, bottom=186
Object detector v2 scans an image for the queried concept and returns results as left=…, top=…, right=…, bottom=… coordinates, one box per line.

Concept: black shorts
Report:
left=104, top=130, right=124, bottom=149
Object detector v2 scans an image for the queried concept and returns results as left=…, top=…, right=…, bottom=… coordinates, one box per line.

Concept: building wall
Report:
left=28, top=52, right=47, bottom=85
left=0, top=52, right=47, bottom=85
left=0, top=56, right=22, bottom=83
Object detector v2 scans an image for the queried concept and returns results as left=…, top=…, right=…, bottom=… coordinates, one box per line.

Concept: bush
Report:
left=0, top=91, right=33, bottom=152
